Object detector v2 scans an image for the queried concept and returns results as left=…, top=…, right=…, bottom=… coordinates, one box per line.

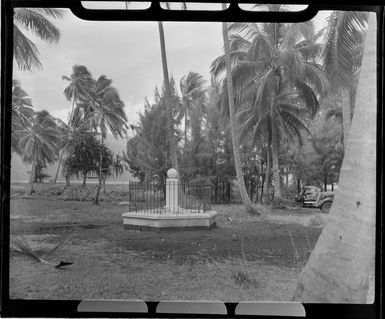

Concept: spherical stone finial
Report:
left=167, top=168, right=178, bottom=179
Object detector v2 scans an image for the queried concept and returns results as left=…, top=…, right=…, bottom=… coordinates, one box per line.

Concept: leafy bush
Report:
left=63, top=185, right=98, bottom=201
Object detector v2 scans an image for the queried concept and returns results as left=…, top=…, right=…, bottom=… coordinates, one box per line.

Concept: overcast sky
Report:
left=13, top=5, right=331, bottom=130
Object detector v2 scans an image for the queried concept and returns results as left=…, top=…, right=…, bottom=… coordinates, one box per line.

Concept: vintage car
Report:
left=296, top=186, right=335, bottom=213
left=296, top=186, right=321, bottom=207
left=314, top=191, right=335, bottom=213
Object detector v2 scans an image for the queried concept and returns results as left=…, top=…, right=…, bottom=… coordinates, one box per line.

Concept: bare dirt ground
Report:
left=9, top=185, right=325, bottom=301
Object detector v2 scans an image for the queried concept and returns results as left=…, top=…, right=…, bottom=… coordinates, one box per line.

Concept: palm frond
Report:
left=32, top=8, right=65, bottom=19
left=280, top=109, right=311, bottom=136
left=10, top=237, right=41, bottom=261
left=294, top=79, right=319, bottom=117
left=302, top=62, right=330, bottom=95
left=11, top=236, right=72, bottom=268
left=210, top=51, right=248, bottom=79
left=13, top=25, right=42, bottom=71
left=254, top=68, right=275, bottom=108
left=322, top=11, right=368, bottom=89
left=279, top=48, right=305, bottom=82
left=281, top=22, right=314, bottom=49
left=249, top=33, right=274, bottom=61
left=229, top=33, right=251, bottom=52
left=296, top=41, right=323, bottom=60
left=229, top=23, right=260, bottom=41
left=14, top=8, right=62, bottom=43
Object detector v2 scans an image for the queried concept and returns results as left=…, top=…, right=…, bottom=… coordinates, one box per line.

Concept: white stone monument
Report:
left=165, top=168, right=178, bottom=213
left=122, top=168, right=217, bottom=230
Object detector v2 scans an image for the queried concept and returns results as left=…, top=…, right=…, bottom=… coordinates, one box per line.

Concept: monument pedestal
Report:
left=122, top=168, right=217, bottom=230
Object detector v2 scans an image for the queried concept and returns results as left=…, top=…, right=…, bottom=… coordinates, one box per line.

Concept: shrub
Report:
left=63, top=185, right=98, bottom=201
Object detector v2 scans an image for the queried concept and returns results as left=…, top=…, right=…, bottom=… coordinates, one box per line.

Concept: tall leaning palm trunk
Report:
left=158, top=22, right=179, bottom=171
left=222, top=12, right=258, bottom=215
left=53, top=98, right=75, bottom=185
left=293, top=13, right=376, bottom=303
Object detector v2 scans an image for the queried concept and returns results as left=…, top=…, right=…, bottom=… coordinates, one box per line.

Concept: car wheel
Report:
left=321, top=201, right=332, bottom=213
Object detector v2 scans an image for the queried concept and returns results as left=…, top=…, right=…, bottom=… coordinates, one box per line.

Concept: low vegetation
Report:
left=10, top=183, right=323, bottom=301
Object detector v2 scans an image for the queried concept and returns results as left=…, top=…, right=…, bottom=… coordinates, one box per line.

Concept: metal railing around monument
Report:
left=128, top=182, right=211, bottom=213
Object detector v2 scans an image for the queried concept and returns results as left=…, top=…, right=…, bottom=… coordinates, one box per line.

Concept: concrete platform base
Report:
left=122, top=211, right=217, bottom=230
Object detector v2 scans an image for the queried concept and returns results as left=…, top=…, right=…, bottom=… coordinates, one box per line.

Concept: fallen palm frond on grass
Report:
left=231, top=237, right=259, bottom=289
left=10, top=192, right=24, bottom=199
left=287, top=228, right=314, bottom=267
left=10, top=237, right=73, bottom=268
left=287, top=229, right=302, bottom=266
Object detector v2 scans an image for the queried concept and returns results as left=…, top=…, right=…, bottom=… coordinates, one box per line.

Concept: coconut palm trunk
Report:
left=53, top=149, right=64, bottom=184
left=53, top=98, right=75, bottom=184
left=263, top=143, right=271, bottom=201
left=184, top=113, right=188, bottom=145
left=292, top=13, right=376, bottom=303
left=28, top=146, right=38, bottom=194
left=263, top=119, right=272, bottom=200
left=341, top=88, right=352, bottom=145
left=222, top=12, right=258, bottom=215
left=158, top=21, right=178, bottom=171
left=82, top=172, right=87, bottom=187
left=65, top=174, right=70, bottom=186
left=94, top=132, right=104, bottom=205
left=271, top=118, right=282, bottom=201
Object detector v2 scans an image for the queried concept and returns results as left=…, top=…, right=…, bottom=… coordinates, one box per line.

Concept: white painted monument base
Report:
left=122, top=210, right=217, bottom=230
left=123, top=168, right=216, bottom=230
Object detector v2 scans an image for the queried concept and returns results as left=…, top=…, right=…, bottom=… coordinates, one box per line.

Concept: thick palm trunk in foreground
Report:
left=341, top=88, right=352, bottom=146
left=292, top=13, right=376, bottom=303
left=222, top=15, right=258, bottom=215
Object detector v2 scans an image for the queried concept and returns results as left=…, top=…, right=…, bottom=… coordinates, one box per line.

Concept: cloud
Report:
left=12, top=8, right=330, bottom=125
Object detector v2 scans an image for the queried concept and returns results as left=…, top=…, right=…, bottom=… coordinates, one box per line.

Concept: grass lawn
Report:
left=9, top=183, right=324, bottom=301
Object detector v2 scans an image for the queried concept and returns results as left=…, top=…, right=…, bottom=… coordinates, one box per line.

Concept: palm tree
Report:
left=13, top=8, right=64, bottom=71
left=54, top=109, right=95, bottom=186
left=13, top=110, right=61, bottom=194
left=11, top=80, right=34, bottom=154
left=220, top=3, right=258, bottom=214
left=156, top=1, right=187, bottom=173
left=212, top=16, right=327, bottom=201
left=123, top=2, right=185, bottom=173
left=293, top=12, right=376, bottom=303
left=178, top=72, right=206, bottom=145
left=62, top=65, right=94, bottom=124
left=158, top=21, right=179, bottom=172
left=322, top=11, right=368, bottom=145
left=53, top=65, right=93, bottom=184
left=79, top=75, right=128, bottom=203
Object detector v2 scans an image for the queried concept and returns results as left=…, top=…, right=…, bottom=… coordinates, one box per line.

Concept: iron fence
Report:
left=128, top=182, right=211, bottom=213
left=212, top=178, right=231, bottom=204
left=128, top=182, right=165, bottom=213
left=179, top=183, right=212, bottom=212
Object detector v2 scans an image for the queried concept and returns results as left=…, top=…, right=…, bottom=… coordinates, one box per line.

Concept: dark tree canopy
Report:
left=63, top=132, right=113, bottom=181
